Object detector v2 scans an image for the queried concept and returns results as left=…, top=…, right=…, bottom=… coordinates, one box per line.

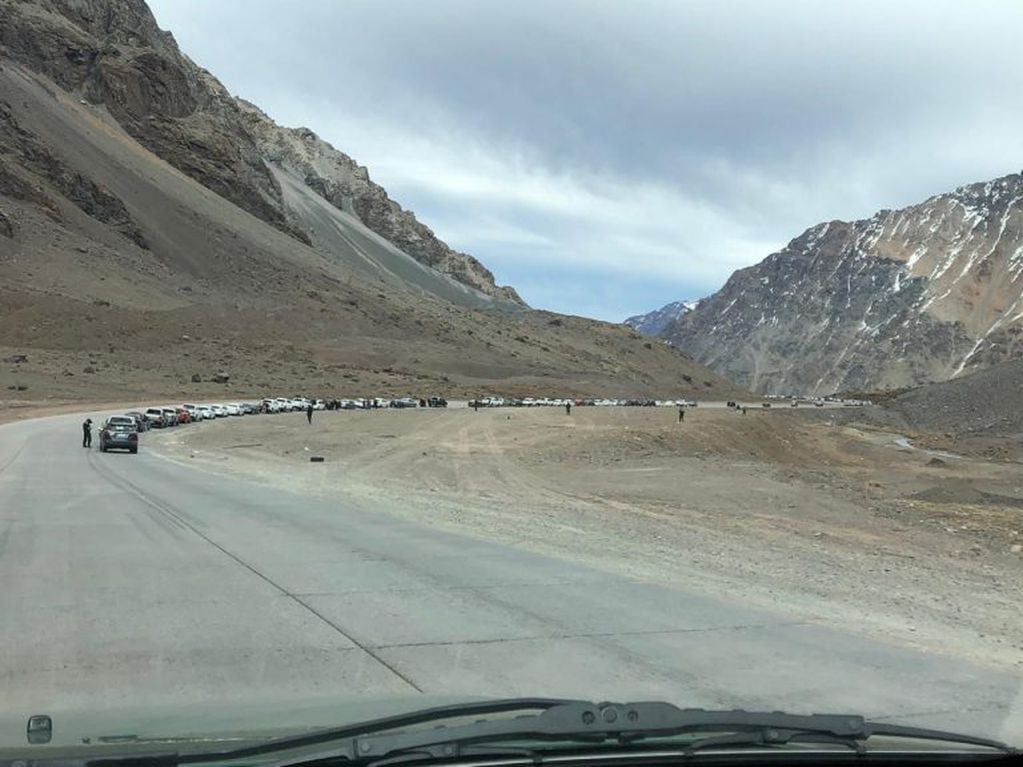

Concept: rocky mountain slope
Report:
left=659, top=173, right=1023, bottom=394
left=235, top=100, right=522, bottom=303
left=625, top=300, right=700, bottom=337
left=0, top=0, right=519, bottom=302
left=889, top=358, right=1023, bottom=438
left=0, top=0, right=742, bottom=401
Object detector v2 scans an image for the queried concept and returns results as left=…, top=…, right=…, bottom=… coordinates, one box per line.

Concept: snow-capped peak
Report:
left=625, top=299, right=702, bottom=337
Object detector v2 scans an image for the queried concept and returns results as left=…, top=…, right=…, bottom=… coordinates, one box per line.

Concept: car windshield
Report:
left=1, top=0, right=1021, bottom=760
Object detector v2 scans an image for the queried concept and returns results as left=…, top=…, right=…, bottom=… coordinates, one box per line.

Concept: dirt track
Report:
left=151, top=406, right=1023, bottom=670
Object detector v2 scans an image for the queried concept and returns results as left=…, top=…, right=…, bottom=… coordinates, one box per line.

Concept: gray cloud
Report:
left=150, top=0, right=1023, bottom=319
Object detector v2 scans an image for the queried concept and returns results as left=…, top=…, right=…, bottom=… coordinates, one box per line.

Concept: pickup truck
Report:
left=144, top=408, right=167, bottom=428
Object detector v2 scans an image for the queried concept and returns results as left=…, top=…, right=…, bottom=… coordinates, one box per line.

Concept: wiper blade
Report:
left=339, top=701, right=1014, bottom=761
left=168, top=698, right=577, bottom=765
left=673, top=720, right=1023, bottom=761
left=127, top=699, right=1013, bottom=767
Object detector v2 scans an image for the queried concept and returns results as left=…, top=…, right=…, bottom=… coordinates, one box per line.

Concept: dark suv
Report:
left=100, top=423, right=139, bottom=453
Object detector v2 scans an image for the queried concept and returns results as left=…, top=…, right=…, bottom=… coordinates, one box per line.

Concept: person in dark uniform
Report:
left=82, top=418, right=92, bottom=448
left=678, top=407, right=685, bottom=424
left=306, top=402, right=314, bottom=424
left=565, top=402, right=572, bottom=415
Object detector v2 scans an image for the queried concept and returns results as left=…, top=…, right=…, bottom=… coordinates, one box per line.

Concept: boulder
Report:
left=0, top=208, right=13, bottom=238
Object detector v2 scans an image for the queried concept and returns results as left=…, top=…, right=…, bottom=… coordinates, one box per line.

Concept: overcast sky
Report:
left=149, top=0, right=1023, bottom=321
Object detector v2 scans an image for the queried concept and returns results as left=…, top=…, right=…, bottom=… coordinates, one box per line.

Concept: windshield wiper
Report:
left=154, top=699, right=1014, bottom=766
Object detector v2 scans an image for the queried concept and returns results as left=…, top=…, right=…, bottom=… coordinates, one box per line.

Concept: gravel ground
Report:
left=804, top=364, right=1023, bottom=461
left=890, top=360, right=1023, bottom=434
left=149, top=407, right=1023, bottom=672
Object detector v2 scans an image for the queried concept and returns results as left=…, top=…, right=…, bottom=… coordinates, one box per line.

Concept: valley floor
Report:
left=150, top=405, right=1023, bottom=671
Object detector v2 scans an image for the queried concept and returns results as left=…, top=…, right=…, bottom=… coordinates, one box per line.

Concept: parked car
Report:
left=161, top=407, right=179, bottom=426
left=427, top=397, right=448, bottom=408
left=99, top=423, right=138, bottom=453
left=144, top=408, right=167, bottom=428
left=210, top=404, right=228, bottom=417
left=196, top=405, right=213, bottom=420
left=124, top=411, right=149, bottom=431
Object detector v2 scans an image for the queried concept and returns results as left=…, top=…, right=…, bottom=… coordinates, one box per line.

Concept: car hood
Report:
left=0, top=694, right=484, bottom=754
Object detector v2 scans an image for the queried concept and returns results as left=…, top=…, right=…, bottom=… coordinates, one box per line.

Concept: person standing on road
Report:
left=565, top=402, right=572, bottom=416
left=306, top=402, right=314, bottom=424
left=82, top=418, right=92, bottom=448
left=741, top=405, right=748, bottom=415
left=678, top=407, right=685, bottom=424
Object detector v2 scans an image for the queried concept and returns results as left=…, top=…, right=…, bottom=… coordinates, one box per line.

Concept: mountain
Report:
left=625, top=300, right=701, bottom=337
left=0, top=0, right=519, bottom=303
left=0, top=0, right=743, bottom=401
left=659, top=173, right=1023, bottom=395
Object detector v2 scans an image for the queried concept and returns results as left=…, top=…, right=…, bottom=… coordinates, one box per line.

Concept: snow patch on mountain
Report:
left=655, top=172, right=1023, bottom=394
left=625, top=300, right=702, bottom=337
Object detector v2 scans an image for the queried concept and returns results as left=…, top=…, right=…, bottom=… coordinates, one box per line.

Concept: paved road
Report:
left=0, top=412, right=1019, bottom=741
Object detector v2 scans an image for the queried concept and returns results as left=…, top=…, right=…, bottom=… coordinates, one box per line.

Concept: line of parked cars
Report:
left=323, top=397, right=447, bottom=410
left=114, top=394, right=450, bottom=440
left=764, top=394, right=870, bottom=406
left=97, top=398, right=327, bottom=455
left=100, top=395, right=441, bottom=455
left=470, top=397, right=698, bottom=408
left=137, top=398, right=329, bottom=428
